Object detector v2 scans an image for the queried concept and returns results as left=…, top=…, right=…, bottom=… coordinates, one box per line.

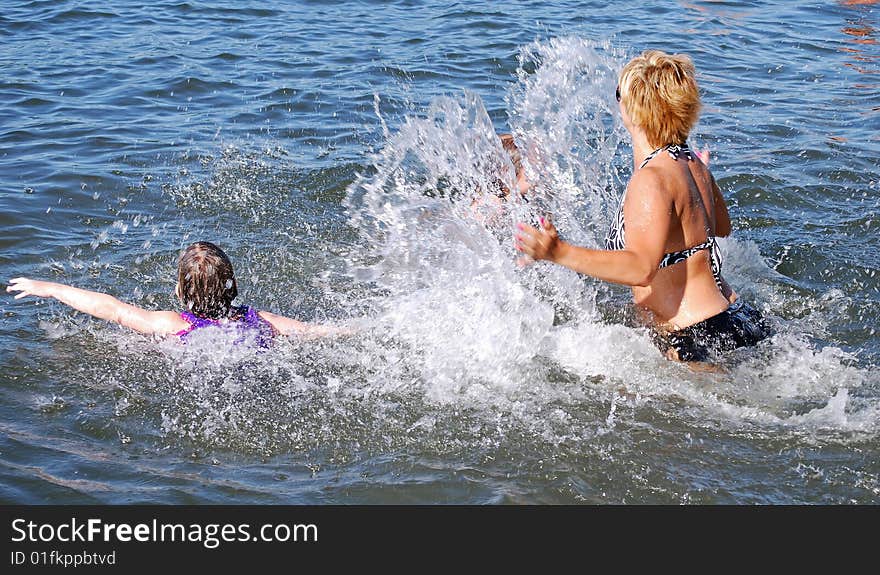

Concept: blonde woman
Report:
left=515, top=50, right=769, bottom=362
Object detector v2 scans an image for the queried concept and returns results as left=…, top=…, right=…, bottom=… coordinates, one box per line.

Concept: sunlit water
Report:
left=1, top=0, right=879, bottom=503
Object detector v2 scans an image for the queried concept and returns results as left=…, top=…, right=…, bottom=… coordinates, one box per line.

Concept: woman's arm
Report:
left=710, top=173, right=731, bottom=237
left=257, top=310, right=355, bottom=339
left=7, top=278, right=187, bottom=335
left=695, top=150, right=730, bottom=237
left=515, top=170, right=671, bottom=287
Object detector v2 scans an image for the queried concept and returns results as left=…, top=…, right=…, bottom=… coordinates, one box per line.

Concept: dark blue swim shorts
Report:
left=653, top=300, right=771, bottom=362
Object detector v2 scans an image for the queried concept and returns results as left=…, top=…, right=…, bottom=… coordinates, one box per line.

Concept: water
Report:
left=1, top=0, right=879, bottom=504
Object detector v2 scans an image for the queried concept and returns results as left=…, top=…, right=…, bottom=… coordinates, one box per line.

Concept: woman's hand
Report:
left=515, top=216, right=562, bottom=264
left=696, top=148, right=710, bottom=165
left=7, top=278, right=56, bottom=299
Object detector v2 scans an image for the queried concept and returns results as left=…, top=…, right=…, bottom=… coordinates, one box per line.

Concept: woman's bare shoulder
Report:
left=626, top=165, right=670, bottom=201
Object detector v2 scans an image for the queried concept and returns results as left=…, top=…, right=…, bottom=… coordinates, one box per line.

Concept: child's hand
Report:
left=7, top=278, right=55, bottom=300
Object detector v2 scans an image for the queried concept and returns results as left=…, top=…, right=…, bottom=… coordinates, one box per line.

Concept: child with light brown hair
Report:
left=7, top=241, right=346, bottom=346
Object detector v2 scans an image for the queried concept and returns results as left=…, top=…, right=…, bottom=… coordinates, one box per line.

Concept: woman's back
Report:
left=630, top=152, right=732, bottom=329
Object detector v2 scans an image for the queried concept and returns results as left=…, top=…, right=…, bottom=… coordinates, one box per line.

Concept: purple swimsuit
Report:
left=176, top=305, right=276, bottom=348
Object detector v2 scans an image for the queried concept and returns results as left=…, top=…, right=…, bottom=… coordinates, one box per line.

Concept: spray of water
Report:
left=39, top=37, right=879, bottom=461
left=338, top=35, right=880, bottom=447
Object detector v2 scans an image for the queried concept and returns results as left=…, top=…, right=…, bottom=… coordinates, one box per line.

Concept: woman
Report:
left=515, top=50, right=769, bottom=362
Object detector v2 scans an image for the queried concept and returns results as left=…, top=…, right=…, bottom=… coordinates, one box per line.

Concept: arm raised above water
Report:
left=7, top=277, right=188, bottom=335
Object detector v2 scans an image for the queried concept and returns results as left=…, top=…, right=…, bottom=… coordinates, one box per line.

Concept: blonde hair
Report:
left=619, top=50, right=701, bottom=148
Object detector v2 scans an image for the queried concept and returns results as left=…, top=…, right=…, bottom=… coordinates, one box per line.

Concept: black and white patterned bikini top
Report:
left=604, top=143, right=724, bottom=289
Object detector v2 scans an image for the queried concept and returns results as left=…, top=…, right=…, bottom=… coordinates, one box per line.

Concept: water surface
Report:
left=1, top=0, right=879, bottom=504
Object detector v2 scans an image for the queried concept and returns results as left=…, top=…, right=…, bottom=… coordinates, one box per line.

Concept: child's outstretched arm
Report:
left=257, top=310, right=355, bottom=339
left=7, top=277, right=188, bottom=336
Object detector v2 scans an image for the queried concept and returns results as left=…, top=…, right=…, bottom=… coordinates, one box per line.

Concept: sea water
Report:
left=1, top=0, right=878, bottom=503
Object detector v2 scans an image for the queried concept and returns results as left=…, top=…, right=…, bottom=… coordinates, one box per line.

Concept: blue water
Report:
left=1, top=0, right=879, bottom=504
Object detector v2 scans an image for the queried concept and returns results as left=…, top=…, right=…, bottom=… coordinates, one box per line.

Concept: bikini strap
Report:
left=639, top=143, right=693, bottom=170
left=638, top=146, right=666, bottom=170
left=665, top=143, right=693, bottom=161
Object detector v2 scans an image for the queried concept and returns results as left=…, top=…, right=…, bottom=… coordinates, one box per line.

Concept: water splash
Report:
left=336, top=35, right=880, bottom=447
left=30, top=37, right=880, bottom=461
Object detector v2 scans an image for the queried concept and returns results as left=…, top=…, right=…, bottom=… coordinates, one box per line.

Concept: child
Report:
left=7, top=241, right=346, bottom=345
left=496, top=133, right=531, bottom=200
left=480, top=133, right=531, bottom=202
left=468, top=133, right=533, bottom=228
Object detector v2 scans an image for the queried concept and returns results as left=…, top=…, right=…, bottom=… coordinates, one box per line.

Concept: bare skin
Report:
left=7, top=278, right=348, bottom=338
left=473, top=133, right=531, bottom=203
left=498, top=133, right=531, bottom=198
left=468, top=133, right=532, bottom=225
left=515, top=99, right=735, bottom=334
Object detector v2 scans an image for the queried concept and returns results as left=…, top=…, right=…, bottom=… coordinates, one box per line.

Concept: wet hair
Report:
left=176, top=241, right=238, bottom=319
left=618, top=50, right=701, bottom=149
